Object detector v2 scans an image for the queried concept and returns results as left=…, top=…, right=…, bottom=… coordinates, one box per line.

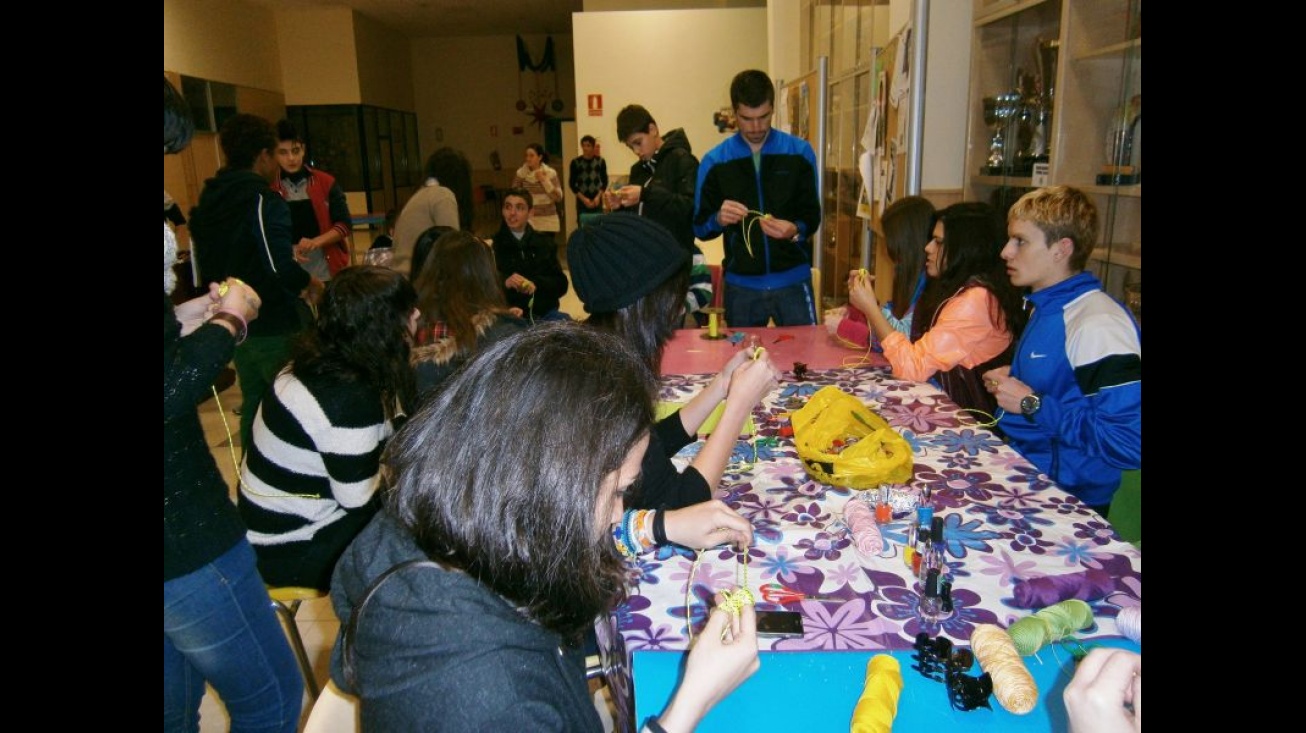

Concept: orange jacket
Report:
left=881, top=285, right=1012, bottom=382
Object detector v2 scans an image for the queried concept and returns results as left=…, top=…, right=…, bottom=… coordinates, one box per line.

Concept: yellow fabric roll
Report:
left=970, top=624, right=1038, bottom=714
left=850, top=654, right=904, bottom=733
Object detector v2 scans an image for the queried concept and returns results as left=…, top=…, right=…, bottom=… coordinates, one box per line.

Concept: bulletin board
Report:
left=868, top=28, right=910, bottom=304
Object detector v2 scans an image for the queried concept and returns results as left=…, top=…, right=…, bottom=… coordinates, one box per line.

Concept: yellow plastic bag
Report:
left=791, top=386, right=913, bottom=489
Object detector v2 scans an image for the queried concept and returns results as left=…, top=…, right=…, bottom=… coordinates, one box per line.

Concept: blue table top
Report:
left=631, top=637, right=1140, bottom=732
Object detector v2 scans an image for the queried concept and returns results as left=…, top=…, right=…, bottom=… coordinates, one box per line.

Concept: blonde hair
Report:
left=1008, top=186, right=1099, bottom=271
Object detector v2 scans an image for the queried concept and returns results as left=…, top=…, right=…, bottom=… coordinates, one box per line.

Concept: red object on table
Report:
left=659, top=324, right=887, bottom=375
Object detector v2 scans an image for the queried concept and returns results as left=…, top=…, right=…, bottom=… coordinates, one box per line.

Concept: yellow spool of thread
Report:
left=849, top=654, right=903, bottom=733
left=701, top=307, right=726, bottom=340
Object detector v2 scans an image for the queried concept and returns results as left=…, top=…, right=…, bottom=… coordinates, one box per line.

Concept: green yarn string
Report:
left=1006, top=599, right=1094, bottom=656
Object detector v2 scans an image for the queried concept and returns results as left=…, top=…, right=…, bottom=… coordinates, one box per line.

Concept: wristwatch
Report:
left=1019, top=393, right=1042, bottom=418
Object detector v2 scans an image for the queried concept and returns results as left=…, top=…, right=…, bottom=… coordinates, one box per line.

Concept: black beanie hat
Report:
left=567, top=214, right=690, bottom=314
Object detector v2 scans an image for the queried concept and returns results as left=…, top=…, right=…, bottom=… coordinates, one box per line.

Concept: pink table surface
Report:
left=659, top=325, right=888, bottom=376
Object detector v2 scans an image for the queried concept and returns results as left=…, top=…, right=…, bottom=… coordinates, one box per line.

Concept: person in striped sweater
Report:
left=238, top=265, right=419, bottom=591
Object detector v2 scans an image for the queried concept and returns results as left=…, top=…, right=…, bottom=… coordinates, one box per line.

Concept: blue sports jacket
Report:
left=996, top=272, right=1142, bottom=507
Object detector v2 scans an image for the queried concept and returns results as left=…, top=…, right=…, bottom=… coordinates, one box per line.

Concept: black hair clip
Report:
left=911, top=632, right=992, bottom=712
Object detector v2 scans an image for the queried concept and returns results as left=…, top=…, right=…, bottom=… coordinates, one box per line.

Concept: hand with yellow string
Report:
left=654, top=592, right=760, bottom=733
left=847, top=268, right=880, bottom=318
left=175, top=277, right=261, bottom=338
left=505, top=272, right=536, bottom=295
left=662, top=500, right=753, bottom=552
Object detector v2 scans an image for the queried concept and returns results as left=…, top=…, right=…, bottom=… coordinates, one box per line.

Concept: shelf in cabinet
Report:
left=1076, top=38, right=1141, bottom=62
left=974, top=0, right=1053, bottom=26
left=1090, top=247, right=1140, bottom=270
left=1079, top=184, right=1141, bottom=198
left=970, top=175, right=1033, bottom=187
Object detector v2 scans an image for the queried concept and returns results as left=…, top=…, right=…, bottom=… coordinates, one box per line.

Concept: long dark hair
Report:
left=425, top=147, right=473, bottom=232
left=880, top=196, right=935, bottom=320
left=913, top=202, right=1026, bottom=343
left=291, top=266, right=418, bottom=421
left=384, top=323, right=653, bottom=640
left=164, top=77, right=193, bottom=154
left=413, top=229, right=511, bottom=353
left=585, top=267, right=690, bottom=375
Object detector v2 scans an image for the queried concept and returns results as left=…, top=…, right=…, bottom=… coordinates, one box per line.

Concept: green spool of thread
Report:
left=1006, top=599, right=1094, bottom=656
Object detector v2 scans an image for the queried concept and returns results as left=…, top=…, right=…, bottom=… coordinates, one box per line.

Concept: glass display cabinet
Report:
left=963, top=0, right=1141, bottom=321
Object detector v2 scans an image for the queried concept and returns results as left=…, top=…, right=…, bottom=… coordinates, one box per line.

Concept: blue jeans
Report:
left=164, top=539, right=303, bottom=733
left=724, top=280, right=816, bottom=327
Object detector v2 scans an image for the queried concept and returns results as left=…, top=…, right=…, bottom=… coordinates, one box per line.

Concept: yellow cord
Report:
left=685, top=546, right=754, bottom=644
left=740, top=209, right=771, bottom=260
left=956, top=407, right=1002, bottom=428
left=210, top=385, right=319, bottom=500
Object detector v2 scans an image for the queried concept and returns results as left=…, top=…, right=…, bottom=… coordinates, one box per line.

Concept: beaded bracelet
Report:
left=611, top=521, right=637, bottom=560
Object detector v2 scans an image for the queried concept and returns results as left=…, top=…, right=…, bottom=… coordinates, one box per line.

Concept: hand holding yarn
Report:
left=1063, top=647, right=1140, bottom=733
left=663, top=500, right=754, bottom=552
left=659, top=594, right=760, bottom=733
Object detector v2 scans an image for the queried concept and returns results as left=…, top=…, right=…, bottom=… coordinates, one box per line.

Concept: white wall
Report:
left=572, top=7, right=767, bottom=259
left=573, top=8, right=768, bottom=197
left=920, top=0, right=971, bottom=191
left=164, top=0, right=282, bottom=92
left=410, top=33, right=576, bottom=185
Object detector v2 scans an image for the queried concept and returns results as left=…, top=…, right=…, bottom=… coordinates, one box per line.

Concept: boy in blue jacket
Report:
left=984, top=186, right=1141, bottom=516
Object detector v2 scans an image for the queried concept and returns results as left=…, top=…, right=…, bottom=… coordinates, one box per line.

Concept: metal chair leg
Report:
left=272, top=598, right=321, bottom=699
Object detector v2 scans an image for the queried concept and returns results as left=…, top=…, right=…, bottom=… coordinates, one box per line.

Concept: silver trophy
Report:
left=1031, top=38, right=1059, bottom=161
left=983, top=92, right=1022, bottom=172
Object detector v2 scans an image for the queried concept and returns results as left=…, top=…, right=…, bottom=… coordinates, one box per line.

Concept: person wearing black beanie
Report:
left=567, top=215, right=782, bottom=550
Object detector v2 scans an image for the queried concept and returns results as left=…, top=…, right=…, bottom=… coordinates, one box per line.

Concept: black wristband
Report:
left=644, top=717, right=669, bottom=733
left=652, top=508, right=669, bottom=546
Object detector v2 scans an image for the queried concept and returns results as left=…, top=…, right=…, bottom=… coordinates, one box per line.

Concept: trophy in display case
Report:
left=1029, top=38, right=1059, bottom=162
left=1098, top=94, right=1141, bottom=185
left=982, top=92, right=1022, bottom=174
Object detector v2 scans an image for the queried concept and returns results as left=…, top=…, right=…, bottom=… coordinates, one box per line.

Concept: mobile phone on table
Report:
left=755, top=610, right=805, bottom=638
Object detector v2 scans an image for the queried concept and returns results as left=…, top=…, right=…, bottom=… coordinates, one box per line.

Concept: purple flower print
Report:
left=769, top=598, right=900, bottom=650
left=1043, top=494, right=1092, bottom=516
left=782, top=501, right=831, bottom=528
left=1004, top=463, right=1054, bottom=492
left=621, top=622, right=685, bottom=652
left=942, top=452, right=982, bottom=470
left=1051, top=538, right=1112, bottom=567
left=967, top=503, right=1053, bottom=533
left=987, top=483, right=1043, bottom=509
left=1005, top=526, right=1054, bottom=554
left=876, top=582, right=1001, bottom=642
left=613, top=594, right=653, bottom=633
left=916, top=467, right=1003, bottom=505
left=974, top=549, right=1040, bottom=588
left=738, top=495, right=789, bottom=524
left=1072, top=517, right=1118, bottom=546
left=754, top=545, right=818, bottom=585
left=794, top=530, right=851, bottom=561
left=929, top=428, right=1006, bottom=457
left=882, top=402, right=960, bottom=434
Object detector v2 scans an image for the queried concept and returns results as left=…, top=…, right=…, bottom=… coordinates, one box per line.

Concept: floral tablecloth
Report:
left=600, top=366, right=1141, bottom=730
